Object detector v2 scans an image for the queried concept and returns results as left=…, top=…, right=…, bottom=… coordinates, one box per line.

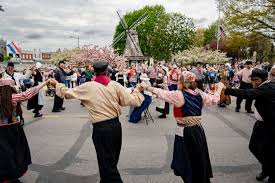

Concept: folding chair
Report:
left=143, top=107, right=154, bottom=125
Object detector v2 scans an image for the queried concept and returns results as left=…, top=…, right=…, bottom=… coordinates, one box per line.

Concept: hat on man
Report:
left=36, top=62, right=43, bottom=69
left=7, top=62, right=14, bottom=68
left=250, top=68, right=268, bottom=80
left=58, top=60, right=65, bottom=65
left=93, top=60, right=109, bottom=74
left=245, top=60, right=253, bottom=65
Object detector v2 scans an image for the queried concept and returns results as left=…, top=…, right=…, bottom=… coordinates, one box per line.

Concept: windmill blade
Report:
left=111, top=31, right=126, bottom=47
left=129, top=13, right=149, bottom=30
left=117, top=11, right=128, bottom=30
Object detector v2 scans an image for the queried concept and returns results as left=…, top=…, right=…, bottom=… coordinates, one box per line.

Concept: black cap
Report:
left=7, top=62, right=14, bottom=67
left=245, top=61, right=253, bottom=65
left=93, top=60, right=109, bottom=74
left=58, top=61, right=65, bottom=65
left=250, top=68, right=268, bottom=80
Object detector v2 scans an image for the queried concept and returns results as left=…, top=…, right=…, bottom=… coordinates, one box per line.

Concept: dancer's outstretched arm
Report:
left=141, top=83, right=184, bottom=108
left=50, top=79, right=89, bottom=100
left=12, top=80, right=50, bottom=102
left=197, top=82, right=225, bottom=107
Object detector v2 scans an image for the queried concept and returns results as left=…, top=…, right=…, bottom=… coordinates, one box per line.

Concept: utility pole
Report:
left=70, top=35, right=80, bottom=48
left=217, top=0, right=220, bottom=51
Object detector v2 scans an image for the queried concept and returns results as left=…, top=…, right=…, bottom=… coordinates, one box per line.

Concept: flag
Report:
left=11, top=41, right=21, bottom=54
left=7, top=44, right=16, bottom=54
left=220, top=26, right=225, bottom=37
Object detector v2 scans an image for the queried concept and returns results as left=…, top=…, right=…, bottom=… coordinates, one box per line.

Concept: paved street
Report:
left=21, top=96, right=260, bottom=183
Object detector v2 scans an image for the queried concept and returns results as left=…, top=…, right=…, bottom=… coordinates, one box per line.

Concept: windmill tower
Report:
left=112, top=11, right=149, bottom=65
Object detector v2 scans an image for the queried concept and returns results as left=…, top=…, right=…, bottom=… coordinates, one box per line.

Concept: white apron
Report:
left=38, top=82, right=45, bottom=105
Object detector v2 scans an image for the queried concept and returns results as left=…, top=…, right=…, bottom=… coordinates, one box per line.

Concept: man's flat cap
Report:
left=250, top=68, right=268, bottom=80
left=7, top=62, right=14, bottom=67
left=93, top=60, right=109, bottom=74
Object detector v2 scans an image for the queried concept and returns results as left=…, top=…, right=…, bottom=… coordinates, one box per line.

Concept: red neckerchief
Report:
left=94, top=75, right=111, bottom=86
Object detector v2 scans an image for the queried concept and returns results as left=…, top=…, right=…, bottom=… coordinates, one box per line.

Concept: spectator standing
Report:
left=169, top=65, right=179, bottom=91
left=191, top=62, right=204, bottom=90
left=148, top=62, right=158, bottom=85
left=235, top=61, right=254, bottom=113
left=70, top=70, right=78, bottom=88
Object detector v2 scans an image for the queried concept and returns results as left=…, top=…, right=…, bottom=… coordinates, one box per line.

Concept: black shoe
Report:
left=52, top=110, right=61, bottom=112
left=61, top=107, right=66, bottom=110
left=235, top=108, right=240, bottom=112
left=34, top=113, right=43, bottom=118
left=247, top=111, right=254, bottom=114
left=256, top=172, right=268, bottom=181
left=219, top=103, right=226, bottom=107
left=158, top=114, right=166, bottom=118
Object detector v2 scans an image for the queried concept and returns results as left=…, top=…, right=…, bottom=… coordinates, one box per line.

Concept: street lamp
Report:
left=69, top=35, right=80, bottom=48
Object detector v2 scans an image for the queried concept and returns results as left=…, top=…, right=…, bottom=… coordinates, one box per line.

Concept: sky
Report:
left=0, top=0, right=219, bottom=52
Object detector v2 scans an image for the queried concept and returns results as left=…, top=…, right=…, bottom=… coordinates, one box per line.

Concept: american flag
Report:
left=220, top=26, right=225, bottom=37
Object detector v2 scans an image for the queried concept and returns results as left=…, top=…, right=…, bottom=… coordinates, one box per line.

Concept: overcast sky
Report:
left=0, top=0, right=218, bottom=52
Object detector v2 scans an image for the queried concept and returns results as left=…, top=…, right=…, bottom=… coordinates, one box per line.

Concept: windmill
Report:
left=111, top=11, right=149, bottom=64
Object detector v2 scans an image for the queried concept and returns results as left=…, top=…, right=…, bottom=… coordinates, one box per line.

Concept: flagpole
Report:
left=217, top=0, right=220, bottom=51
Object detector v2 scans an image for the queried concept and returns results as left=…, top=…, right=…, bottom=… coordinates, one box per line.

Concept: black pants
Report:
left=236, top=82, right=253, bottom=111
left=33, top=105, right=43, bottom=114
left=52, top=95, right=64, bottom=111
left=92, top=118, right=123, bottom=183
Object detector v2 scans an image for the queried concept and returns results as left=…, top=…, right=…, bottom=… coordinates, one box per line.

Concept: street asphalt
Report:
left=20, top=96, right=261, bottom=183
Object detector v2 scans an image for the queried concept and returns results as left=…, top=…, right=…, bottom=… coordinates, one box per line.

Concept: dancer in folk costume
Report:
left=27, top=62, right=47, bottom=118
left=225, top=69, right=275, bottom=183
left=155, top=66, right=170, bottom=118
left=0, top=67, right=49, bottom=183
left=49, top=60, right=144, bottom=183
left=169, top=65, right=180, bottom=91
left=141, top=71, right=224, bottom=183
left=3, top=62, right=33, bottom=125
left=218, top=64, right=232, bottom=107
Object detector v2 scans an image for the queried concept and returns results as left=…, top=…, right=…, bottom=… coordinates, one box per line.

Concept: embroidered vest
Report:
left=174, top=91, right=203, bottom=118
